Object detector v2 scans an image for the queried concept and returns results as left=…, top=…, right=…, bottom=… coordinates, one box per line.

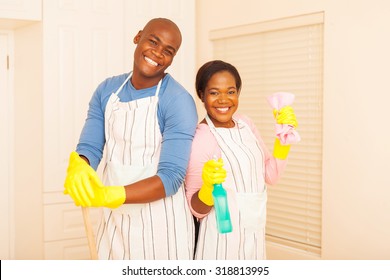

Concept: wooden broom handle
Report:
left=81, top=207, right=98, bottom=260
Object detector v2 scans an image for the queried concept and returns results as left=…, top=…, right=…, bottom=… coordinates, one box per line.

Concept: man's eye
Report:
left=164, top=50, right=173, bottom=56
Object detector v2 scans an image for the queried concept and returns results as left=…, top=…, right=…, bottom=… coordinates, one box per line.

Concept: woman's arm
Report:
left=185, top=124, right=220, bottom=218
left=240, top=114, right=287, bottom=185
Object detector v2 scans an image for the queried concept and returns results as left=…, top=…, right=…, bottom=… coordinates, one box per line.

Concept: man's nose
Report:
left=152, top=47, right=164, bottom=58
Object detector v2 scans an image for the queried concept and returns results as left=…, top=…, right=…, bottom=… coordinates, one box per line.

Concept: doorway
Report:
left=0, top=30, right=14, bottom=260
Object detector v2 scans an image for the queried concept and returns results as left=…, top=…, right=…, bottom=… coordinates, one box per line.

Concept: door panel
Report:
left=42, top=0, right=125, bottom=259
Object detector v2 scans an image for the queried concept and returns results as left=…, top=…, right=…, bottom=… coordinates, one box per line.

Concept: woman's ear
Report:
left=199, top=91, right=205, bottom=102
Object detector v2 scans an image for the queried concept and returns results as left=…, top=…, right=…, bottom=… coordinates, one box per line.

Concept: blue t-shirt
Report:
left=76, top=72, right=198, bottom=196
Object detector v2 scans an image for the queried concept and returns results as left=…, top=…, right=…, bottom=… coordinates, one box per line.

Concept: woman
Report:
left=185, top=60, right=297, bottom=260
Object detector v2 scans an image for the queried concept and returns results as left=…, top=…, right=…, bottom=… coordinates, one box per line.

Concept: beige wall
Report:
left=196, top=0, right=390, bottom=259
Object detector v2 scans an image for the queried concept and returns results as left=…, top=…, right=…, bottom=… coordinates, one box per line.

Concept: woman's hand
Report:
left=198, top=158, right=226, bottom=206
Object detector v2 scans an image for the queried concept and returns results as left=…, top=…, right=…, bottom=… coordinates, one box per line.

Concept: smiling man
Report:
left=64, top=18, right=198, bottom=260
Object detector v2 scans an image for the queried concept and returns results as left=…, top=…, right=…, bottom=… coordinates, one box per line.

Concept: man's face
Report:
left=132, top=20, right=181, bottom=85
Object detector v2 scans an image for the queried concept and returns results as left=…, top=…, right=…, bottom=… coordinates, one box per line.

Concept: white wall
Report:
left=196, top=0, right=390, bottom=259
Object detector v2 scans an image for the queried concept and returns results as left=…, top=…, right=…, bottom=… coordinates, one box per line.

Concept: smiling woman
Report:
left=201, top=70, right=239, bottom=128
left=195, top=60, right=242, bottom=129
left=185, top=60, right=299, bottom=260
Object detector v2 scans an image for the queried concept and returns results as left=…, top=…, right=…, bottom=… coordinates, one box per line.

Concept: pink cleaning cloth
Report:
left=267, top=92, right=301, bottom=145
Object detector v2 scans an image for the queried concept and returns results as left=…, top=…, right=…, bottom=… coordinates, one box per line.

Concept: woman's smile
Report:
left=203, top=71, right=239, bottom=128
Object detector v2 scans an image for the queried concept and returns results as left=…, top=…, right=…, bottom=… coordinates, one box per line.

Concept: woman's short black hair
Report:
left=195, top=60, right=242, bottom=99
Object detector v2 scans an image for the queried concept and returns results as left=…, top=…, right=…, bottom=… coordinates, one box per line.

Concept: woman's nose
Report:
left=217, top=94, right=228, bottom=103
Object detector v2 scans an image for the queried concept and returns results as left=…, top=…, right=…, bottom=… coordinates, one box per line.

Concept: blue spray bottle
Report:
left=212, top=156, right=232, bottom=234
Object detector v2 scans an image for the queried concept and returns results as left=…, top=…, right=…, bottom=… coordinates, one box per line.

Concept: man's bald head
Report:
left=141, top=18, right=182, bottom=50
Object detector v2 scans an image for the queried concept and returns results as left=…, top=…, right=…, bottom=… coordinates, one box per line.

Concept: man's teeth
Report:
left=145, top=56, right=158, bottom=66
left=216, top=107, right=229, bottom=112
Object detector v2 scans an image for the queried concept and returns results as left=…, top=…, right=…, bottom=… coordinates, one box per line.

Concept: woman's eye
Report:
left=228, top=90, right=237, bottom=95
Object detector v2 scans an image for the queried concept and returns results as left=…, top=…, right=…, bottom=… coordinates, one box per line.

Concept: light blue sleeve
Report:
left=76, top=75, right=125, bottom=169
left=156, top=79, right=198, bottom=197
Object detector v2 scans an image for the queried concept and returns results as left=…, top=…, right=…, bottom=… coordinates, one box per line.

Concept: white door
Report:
left=0, top=31, right=13, bottom=260
left=42, top=0, right=126, bottom=259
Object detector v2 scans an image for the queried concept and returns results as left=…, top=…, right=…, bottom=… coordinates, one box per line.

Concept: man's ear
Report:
left=133, top=30, right=142, bottom=44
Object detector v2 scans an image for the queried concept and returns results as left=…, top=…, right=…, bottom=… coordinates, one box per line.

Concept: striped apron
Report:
left=195, top=115, right=268, bottom=260
left=95, top=73, right=195, bottom=260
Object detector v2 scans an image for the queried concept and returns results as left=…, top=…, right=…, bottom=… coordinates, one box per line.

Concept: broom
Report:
left=81, top=207, right=98, bottom=260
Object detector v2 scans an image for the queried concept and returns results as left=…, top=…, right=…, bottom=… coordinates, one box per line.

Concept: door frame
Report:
left=0, top=29, right=14, bottom=260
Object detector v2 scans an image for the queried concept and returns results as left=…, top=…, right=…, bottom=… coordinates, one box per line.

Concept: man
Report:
left=64, top=18, right=198, bottom=260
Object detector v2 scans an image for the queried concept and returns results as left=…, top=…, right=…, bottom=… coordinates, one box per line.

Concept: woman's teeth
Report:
left=216, top=107, right=229, bottom=112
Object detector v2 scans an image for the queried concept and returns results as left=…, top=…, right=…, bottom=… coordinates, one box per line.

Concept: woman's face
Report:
left=202, top=71, right=240, bottom=128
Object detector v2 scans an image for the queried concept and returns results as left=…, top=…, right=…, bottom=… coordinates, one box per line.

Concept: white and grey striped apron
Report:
left=194, top=115, right=268, bottom=260
left=95, top=73, right=195, bottom=260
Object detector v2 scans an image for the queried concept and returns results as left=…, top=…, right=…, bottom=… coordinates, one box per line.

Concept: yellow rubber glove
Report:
left=272, top=106, right=298, bottom=159
left=273, top=105, right=298, bottom=128
left=273, top=138, right=291, bottom=159
left=64, top=152, right=126, bottom=208
left=64, top=151, right=96, bottom=195
left=198, top=158, right=227, bottom=206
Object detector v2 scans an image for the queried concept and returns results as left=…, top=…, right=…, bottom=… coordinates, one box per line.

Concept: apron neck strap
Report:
left=205, top=114, right=216, bottom=130
left=155, top=78, right=162, bottom=97
left=114, top=72, right=132, bottom=96
left=205, top=114, right=238, bottom=130
left=114, top=71, right=163, bottom=97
